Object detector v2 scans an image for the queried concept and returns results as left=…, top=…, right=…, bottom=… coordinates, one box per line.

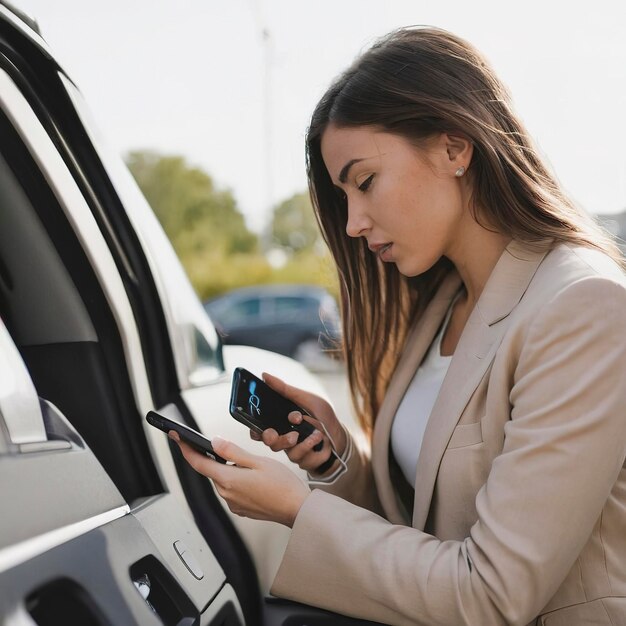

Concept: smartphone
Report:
left=146, top=411, right=227, bottom=464
left=229, top=367, right=325, bottom=451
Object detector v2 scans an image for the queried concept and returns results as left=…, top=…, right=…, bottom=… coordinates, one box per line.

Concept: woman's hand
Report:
left=170, top=432, right=310, bottom=527
left=249, top=373, right=347, bottom=476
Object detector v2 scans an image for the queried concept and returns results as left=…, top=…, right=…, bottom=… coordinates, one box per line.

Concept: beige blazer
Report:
left=271, top=241, right=626, bottom=626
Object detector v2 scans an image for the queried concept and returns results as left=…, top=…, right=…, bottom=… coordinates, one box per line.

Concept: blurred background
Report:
left=16, top=0, right=626, bottom=367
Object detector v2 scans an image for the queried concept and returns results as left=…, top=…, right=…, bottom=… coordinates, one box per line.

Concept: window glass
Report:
left=225, top=298, right=260, bottom=325
left=61, top=76, right=223, bottom=387
left=274, top=296, right=316, bottom=321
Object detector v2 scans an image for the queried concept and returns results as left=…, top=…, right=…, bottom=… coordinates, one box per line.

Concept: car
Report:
left=205, top=284, right=342, bottom=370
left=0, top=4, right=378, bottom=625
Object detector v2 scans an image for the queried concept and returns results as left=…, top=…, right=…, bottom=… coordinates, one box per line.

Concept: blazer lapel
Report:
left=412, top=240, right=549, bottom=530
left=372, top=271, right=462, bottom=524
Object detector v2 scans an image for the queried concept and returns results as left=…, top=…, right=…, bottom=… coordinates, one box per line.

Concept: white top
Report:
left=390, top=303, right=455, bottom=486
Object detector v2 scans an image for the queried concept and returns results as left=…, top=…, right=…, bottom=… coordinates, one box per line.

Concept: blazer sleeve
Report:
left=308, top=424, right=382, bottom=515
left=271, top=276, right=626, bottom=626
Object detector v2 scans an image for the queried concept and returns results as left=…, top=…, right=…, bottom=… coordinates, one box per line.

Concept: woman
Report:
left=171, top=27, right=626, bottom=625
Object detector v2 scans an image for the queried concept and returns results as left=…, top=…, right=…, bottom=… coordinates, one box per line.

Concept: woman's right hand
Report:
left=250, top=372, right=347, bottom=476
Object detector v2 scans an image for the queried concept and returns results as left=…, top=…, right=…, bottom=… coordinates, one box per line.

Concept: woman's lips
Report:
left=379, top=243, right=393, bottom=261
left=369, top=242, right=393, bottom=261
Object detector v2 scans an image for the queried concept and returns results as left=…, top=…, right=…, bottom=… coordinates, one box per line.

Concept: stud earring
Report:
left=455, top=166, right=466, bottom=177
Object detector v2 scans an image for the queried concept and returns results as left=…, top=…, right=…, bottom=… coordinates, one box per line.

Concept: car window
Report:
left=224, top=297, right=261, bottom=325
left=273, top=296, right=317, bottom=321
left=0, top=66, right=171, bottom=498
left=60, top=76, right=224, bottom=388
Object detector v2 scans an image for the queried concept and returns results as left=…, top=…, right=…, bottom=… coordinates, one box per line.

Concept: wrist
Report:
left=286, top=486, right=310, bottom=528
left=311, top=451, right=338, bottom=476
left=335, top=423, right=348, bottom=457
left=306, top=425, right=352, bottom=485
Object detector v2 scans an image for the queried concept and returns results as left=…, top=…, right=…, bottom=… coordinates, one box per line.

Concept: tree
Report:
left=270, top=192, right=322, bottom=253
left=125, top=151, right=338, bottom=300
left=126, top=151, right=258, bottom=256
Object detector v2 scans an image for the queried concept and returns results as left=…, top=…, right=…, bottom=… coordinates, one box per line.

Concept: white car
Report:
left=0, top=4, right=378, bottom=624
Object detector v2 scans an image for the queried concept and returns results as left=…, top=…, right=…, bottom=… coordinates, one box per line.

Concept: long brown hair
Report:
left=306, top=27, right=622, bottom=436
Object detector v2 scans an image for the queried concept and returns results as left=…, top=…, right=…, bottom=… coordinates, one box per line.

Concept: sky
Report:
left=17, top=0, right=626, bottom=232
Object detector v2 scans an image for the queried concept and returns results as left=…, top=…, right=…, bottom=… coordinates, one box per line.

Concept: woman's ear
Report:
left=444, top=133, right=473, bottom=170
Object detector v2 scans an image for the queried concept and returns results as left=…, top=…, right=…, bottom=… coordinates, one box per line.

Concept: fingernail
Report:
left=212, top=435, right=225, bottom=446
left=168, top=431, right=180, bottom=442
left=288, top=431, right=299, bottom=445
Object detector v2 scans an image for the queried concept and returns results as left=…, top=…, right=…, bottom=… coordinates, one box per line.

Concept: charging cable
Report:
left=307, top=421, right=350, bottom=486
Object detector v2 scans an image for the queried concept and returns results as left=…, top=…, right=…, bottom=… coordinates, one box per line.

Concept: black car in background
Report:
left=205, top=285, right=342, bottom=370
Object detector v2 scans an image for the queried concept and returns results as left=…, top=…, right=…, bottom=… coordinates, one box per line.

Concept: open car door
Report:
left=0, top=4, right=383, bottom=624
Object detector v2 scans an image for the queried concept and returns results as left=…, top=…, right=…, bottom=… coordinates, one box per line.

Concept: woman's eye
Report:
left=358, top=174, right=374, bottom=192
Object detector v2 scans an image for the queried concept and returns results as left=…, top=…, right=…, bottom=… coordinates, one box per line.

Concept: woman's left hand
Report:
left=169, top=432, right=311, bottom=528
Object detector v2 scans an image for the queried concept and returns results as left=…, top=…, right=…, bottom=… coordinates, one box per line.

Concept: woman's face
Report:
left=320, top=124, right=470, bottom=277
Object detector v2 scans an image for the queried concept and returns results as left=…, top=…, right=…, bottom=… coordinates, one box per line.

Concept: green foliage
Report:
left=126, top=151, right=258, bottom=257
left=186, top=251, right=272, bottom=299
left=185, top=249, right=338, bottom=301
left=126, top=150, right=338, bottom=301
left=269, top=250, right=339, bottom=298
left=271, top=191, right=321, bottom=253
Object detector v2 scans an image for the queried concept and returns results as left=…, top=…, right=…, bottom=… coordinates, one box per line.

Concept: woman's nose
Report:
left=345, top=201, right=372, bottom=238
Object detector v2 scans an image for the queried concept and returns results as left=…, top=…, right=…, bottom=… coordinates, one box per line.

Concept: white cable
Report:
left=307, top=421, right=349, bottom=486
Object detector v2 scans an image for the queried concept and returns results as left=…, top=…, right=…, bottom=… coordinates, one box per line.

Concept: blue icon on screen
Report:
left=248, top=380, right=261, bottom=416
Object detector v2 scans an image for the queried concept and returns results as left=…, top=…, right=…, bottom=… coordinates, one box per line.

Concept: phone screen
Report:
left=229, top=368, right=315, bottom=439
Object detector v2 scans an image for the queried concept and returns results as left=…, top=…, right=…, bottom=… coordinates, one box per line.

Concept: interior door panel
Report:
left=0, top=509, right=244, bottom=625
